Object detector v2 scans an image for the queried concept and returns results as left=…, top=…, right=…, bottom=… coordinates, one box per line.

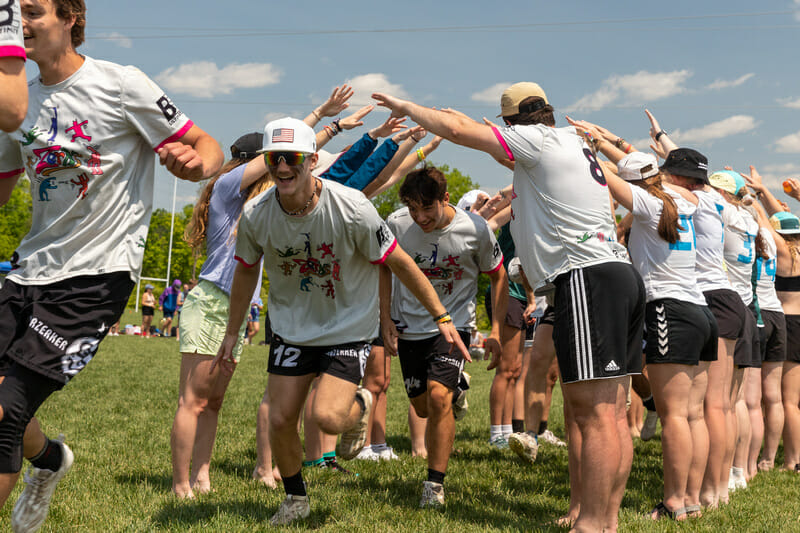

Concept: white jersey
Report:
left=0, top=56, right=194, bottom=285
left=693, top=189, right=732, bottom=293
left=721, top=202, right=758, bottom=305
left=235, top=179, right=396, bottom=346
left=754, top=229, right=782, bottom=313
left=495, top=124, right=628, bottom=293
left=628, top=185, right=705, bottom=305
left=387, top=206, right=503, bottom=340
left=0, top=0, right=24, bottom=60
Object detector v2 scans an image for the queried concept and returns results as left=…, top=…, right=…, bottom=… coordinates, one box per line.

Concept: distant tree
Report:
left=0, top=178, right=32, bottom=261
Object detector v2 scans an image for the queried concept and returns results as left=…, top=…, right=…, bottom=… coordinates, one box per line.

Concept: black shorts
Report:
left=644, top=299, right=717, bottom=366
left=397, top=331, right=470, bottom=398
left=552, top=263, right=645, bottom=384
left=163, top=309, right=175, bottom=319
left=267, top=335, right=370, bottom=384
left=485, top=293, right=526, bottom=330
left=734, top=304, right=761, bottom=368
left=0, top=273, right=135, bottom=385
left=703, top=288, right=747, bottom=340
left=759, top=309, right=787, bottom=363
left=142, top=305, right=154, bottom=317
left=371, top=333, right=385, bottom=348
left=786, top=315, right=800, bottom=363
left=539, top=305, right=556, bottom=327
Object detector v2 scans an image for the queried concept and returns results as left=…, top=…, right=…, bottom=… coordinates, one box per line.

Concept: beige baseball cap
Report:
left=498, top=82, right=549, bottom=117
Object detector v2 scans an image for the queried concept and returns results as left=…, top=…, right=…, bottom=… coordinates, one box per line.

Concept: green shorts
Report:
left=179, top=280, right=246, bottom=362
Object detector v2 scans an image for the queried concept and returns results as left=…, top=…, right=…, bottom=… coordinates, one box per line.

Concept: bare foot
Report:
left=172, top=485, right=195, bottom=499
left=191, top=480, right=212, bottom=495
left=758, top=459, right=774, bottom=472
left=273, top=466, right=282, bottom=482
left=554, top=513, right=577, bottom=528
left=252, top=467, right=278, bottom=489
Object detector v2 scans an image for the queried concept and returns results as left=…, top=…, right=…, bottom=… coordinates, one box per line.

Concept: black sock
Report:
left=29, top=439, right=63, bottom=472
left=511, top=419, right=525, bottom=433
left=282, top=470, right=306, bottom=496
left=642, top=395, right=656, bottom=412
left=537, top=420, right=548, bottom=435
left=427, top=468, right=445, bottom=485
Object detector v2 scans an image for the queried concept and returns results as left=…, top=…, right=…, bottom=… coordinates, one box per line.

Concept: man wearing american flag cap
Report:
left=214, top=117, right=468, bottom=525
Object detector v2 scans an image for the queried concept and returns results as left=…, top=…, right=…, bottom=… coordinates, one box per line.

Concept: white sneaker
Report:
left=640, top=410, right=659, bottom=441
left=508, top=431, right=539, bottom=463
left=538, top=429, right=566, bottom=447
left=336, top=387, right=373, bottom=460
left=488, top=435, right=509, bottom=450
left=419, top=481, right=445, bottom=508
left=12, top=436, right=74, bottom=533
left=373, top=446, right=399, bottom=461
left=354, top=447, right=380, bottom=461
left=269, top=494, right=310, bottom=525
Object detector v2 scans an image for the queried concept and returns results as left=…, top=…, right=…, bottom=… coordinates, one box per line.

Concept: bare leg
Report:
left=268, top=374, right=316, bottom=480
left=253, top=389, right=278, bottom=487
left=606, top=379, right=633, bottom=532
left=489, top=324, right=523, bottom=430
left=686, top=362, right=709, bottom=512
left=701, top=338, right=734, bottom=508
left=408, top=404, right=428, bottom=458
left=303, top=382, right=324, bottom=462
left=743, top=367, right=763, bottom=479
left=363, top=346, right=389, bottom=449
left=411, top=381, right=455, bottom=474
left=759, top=362, right=783, bottom=470
left=0, top=416, right=49, bottom=509
left=781, top=362, right=800, bottom=469
left=523, top=323, right=554, bottom=434
left=558, top=399, right=580, bottom=527
left=724, top=366, right=744, bottom=502
left=628, top=389, right=644, bottom=439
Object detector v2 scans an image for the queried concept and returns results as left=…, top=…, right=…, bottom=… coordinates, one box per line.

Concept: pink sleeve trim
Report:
left=491, top=127, right=514, bottom=162
left=0, top=168, right=24, bottom=179
left=482, top=256, right=505, bottom=274
left=153, top=120, right=195, bottom=152
left=235, top=254, right=262, bottom=268
left=0, top=46, right=25, bottom=60
left=370, top=239, right=397, bottom=265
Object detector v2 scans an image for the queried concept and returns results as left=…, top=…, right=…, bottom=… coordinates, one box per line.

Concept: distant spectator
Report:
left=159, top=279, right=182, bottom=337
left=141, top=284, right=155, bottom=338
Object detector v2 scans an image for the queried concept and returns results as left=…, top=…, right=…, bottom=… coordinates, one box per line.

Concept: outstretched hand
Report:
left=372, top=92, right=411, bottom=118
left=317, top=84, right=354, bottom=117
left=394, top=125, right=426, bottom=143
left=339, top=105, right=374, bottom=130
left=372, top=116, right=408, bottom=138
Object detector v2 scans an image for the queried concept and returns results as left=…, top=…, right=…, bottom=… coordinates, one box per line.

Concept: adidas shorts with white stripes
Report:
left=644, top=299, right=718, bottom=366
left=552, top=263, right=645, bottom=384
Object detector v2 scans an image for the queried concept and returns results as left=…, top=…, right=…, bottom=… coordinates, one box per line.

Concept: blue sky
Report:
left=38, top=0, right=800, bottom=209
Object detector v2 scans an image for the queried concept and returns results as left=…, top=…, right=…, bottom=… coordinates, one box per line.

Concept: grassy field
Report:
left=2, top=309, right=799, bottom=531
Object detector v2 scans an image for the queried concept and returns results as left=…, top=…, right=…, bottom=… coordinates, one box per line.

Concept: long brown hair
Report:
left=634, top=173, right=682, bottom=244
left=184, top=159, right=272, bottom=250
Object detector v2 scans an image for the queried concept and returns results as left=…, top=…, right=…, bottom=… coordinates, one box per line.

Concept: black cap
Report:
left=660, top=148, right=709, bottom=184
left=230, top=132, right=264, bottom=160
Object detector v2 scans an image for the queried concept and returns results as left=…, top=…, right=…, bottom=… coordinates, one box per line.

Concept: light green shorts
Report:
left=179, top=280, right=246, bottom=362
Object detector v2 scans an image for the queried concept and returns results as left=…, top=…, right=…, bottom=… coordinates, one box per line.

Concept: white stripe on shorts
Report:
left=570, top=268, right=594, bottom=380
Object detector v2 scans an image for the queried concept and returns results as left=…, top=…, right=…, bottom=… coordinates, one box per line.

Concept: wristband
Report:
left=624, top=144, right=633, bottom=154
left=312, top=109, right=322, bottom=121
left=433, top=312, right=450, bottom=324
left=417, top=148, right=426, bottom=162
left=614, top=137, right=625, bottom=149
left=332, top=119, right=342, bottom=133
left=655, top=130, right=667, bottom=141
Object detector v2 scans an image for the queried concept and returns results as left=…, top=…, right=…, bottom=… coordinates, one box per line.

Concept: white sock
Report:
left=731, top=466, right=744, bottom=478
left=490, top=425, right=503, bottom=440
left=501, top=424, right=513, bottom=438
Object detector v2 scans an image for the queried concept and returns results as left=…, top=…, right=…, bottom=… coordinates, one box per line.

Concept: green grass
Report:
left=2, top=309, right=800, bottom=531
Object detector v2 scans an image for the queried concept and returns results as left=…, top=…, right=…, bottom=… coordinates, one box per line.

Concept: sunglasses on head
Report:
left=264, top=151, right=309, bottom=167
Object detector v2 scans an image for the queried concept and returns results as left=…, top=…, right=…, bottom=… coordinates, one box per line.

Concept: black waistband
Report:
left=775, top=275, right=800, bottom=292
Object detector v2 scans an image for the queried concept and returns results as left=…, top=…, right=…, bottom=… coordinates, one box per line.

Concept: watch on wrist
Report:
left=655, top=130, right=667, bottom=141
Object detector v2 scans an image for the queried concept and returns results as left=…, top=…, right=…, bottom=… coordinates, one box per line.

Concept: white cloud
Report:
left=471, top=83, right=512, bottom=104
left=566, top=70, right=691, bottom=112
left=261, top=111, right=286, bottom=125
left=670, top=115, right=757, bottom=145
left=706, top=73, right=754, bottom=90
left=775, top=130, right=800, bottom=153
left=155, top=62, right=281, bottom=98
left=762, top=163, right=800, bottom=174
left=96, top=32, right=133, bottom=48
left=778, top=97, right=800, bottom=109
left=344, top=73, right=409, bottom=106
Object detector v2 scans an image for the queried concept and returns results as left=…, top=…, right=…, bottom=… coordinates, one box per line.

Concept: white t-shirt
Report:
left=692, top=189, right=732, bottom=293
left=0, top=1, right=24, bottom=60
left=235, top=179, right=396, bottom=346
left=754, top=229, right=782, bottom=313
left=0, top=56, right=194, bottom=284
left=494, top=124, right=628, bottom=293
left=628, top=185, right=705, bottom=305
left=721, top=202, right=758, bottom=305
left=387, top=205, right=503, bottom=340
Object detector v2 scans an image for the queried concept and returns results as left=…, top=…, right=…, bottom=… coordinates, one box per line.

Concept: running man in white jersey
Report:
left=0, top=0, right=26, bottom=132
left=214, top=117, right=468, bottom=526
left=372, top=82, right=645, bottom=532
left=0, top=1, right=223, bottom=531
left=382, top=166, right=507, bottom=507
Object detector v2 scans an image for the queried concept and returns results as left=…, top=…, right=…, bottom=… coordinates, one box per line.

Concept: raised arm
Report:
left=742, top=165, right=784, bottom=216
left=304, top=84, right=354, bottom=128
left=645, top=109, right=678, bottom=159
left=372, top=93, right=508, bottom=162
left=364, top=134, right=443, bottom=199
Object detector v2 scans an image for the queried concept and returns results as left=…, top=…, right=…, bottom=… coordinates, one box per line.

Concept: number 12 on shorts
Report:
left=273, top=344, right=300, bottom=367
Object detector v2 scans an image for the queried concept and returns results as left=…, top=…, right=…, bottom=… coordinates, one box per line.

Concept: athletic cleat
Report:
left=538, top=429, right=567, bottom=447
left=354, top=447, right=381, bottom=461
left=488, top=435, right=509, bottom=450
left=336, top=387, right=373, bottom=460
left=419, top=481, right=445, bottom=508
left=640, top=410, right=659, bottom=441
left=508, top=431, right=539, bottom=463
left=12, top=436, right=74, bottom=533
left=374, top=446, right=399, bottom=461
left=269, top=494, right=310, bottom=525
left=452, top=372, right=471, bottom=421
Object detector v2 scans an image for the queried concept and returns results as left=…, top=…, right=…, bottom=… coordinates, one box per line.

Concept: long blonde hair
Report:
left=184, top=159, right=273, bottom=250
